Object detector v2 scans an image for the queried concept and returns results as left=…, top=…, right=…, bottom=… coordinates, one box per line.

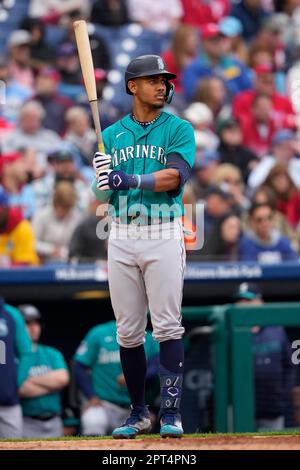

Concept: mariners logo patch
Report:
left=157, top=57, right=165, bottom=71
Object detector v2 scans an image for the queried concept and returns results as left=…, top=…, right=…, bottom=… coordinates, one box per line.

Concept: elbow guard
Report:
left=167, top=153, right=192, bottom=188
left=166, top=153, right=192, bottom=196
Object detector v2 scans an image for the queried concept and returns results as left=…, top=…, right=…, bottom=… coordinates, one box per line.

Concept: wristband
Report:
left=133, top=174, right=155, bottom=190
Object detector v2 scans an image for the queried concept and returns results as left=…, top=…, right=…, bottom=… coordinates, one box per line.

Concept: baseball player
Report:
left=92, top=55, right=196, bottom=438
left=74, top=320, right=159, bottom=436
left=17, top=305, right=69, bottom=438
left=0, top=298, right=32, bottom=438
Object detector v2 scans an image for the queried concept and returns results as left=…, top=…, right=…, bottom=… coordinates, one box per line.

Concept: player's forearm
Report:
left=97, top=168, right=181, bottom=193
left=153, top=169, right=180, bottom=192
left=19, top=380, right=50, bottom=398
left=96, top=152, right=190, bottom=194
left=29, top=370, right=70, bottom=390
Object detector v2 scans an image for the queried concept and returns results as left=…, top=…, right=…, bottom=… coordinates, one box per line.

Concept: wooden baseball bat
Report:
left=73, top=20, right=105, bottom=154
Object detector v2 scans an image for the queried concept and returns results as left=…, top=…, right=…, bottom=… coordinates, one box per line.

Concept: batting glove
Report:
left=93, top=152, right=111, bottom=176
left=97, top=169, right=134, bottom=191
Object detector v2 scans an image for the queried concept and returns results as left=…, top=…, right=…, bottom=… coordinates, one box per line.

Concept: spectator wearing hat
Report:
left=248, top=129, right=300, bottom=190
left=182, top=22, right=252, bottom=101
left=233, top=282, right=295, bottom=431
left=0, top=56, right=32, bottom=125
left=254, top=16, right=288, bottom=95
left=238, top=202, right=298, bottom=263
left=0, top=186, right=39, bottom=267
left=0, top=152, right=35, bottom=219
left=7, top=30, right=34, bottom=92
left=233, top=63, right=296, bottom=128
left=32, top=149, right=91, bottom=213
left=181, top=0, right=230, bottom=29
left=202, top=185, right=234, bottom=238
left=247, top=40, right=286, bottom=96
left=56, top=43, right=81, bottom=85
left=56, top=42, right=84, bottom=101
left=219, top=16, right=248, bottom=64
left=217, top=116, right=258, bottom=183
left=183, top=102, right=219, bottom=154
left=230, top=0, right=270, bottom=41
left=0, top=298, right=32, bottom=438
left=58, top=9, right=111, bottom=72
left=33, top=67, right=73, bottom=135
left=32, top=180, right=82, bottom=263
left=17, top=304, right=69, bottom=438
left=2, top=100, right=62, bottom=173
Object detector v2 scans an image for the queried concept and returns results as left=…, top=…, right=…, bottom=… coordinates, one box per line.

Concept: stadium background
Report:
left=1, top=0, right=300, bottom=436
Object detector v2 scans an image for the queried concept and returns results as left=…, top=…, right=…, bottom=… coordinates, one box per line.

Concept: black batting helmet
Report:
left=125, top=55, right=176, bottom=104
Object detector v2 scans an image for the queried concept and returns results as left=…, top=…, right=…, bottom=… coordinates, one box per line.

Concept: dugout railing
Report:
left=228, top=302, right=300, bottom=432
left=181, top=306, right=229, bottom=433
left=181, top=303, right=300, bottom=433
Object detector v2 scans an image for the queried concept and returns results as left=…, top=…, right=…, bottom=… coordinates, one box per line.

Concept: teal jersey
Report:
left=74, top=321, right=159, bottom=405
left=92, top=111, right=196, bottom=219
left=0, top=304, right=32, bottom=406
left=4, top=304, right=32, bottom=357
left=18, top=344, right=68, bottom=416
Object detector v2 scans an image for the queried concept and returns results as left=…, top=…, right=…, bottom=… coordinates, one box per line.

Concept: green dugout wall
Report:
left=182, top=303, right=300, bottom=433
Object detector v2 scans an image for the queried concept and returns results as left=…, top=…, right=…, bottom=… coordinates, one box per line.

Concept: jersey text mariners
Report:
left=92, top=111, right=196, bottom=220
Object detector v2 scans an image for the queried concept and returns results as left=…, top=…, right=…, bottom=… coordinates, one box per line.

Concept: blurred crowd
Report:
left=1, top=0, right=300, bottom=265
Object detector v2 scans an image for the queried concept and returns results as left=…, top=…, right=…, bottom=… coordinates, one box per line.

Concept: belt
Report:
left=114, top=215, right=176, bottom=226
left=26, top=413, right=59, bottom=421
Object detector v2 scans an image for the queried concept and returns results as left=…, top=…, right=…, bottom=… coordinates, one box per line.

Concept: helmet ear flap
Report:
left=165, top=82, right=174, bottom=104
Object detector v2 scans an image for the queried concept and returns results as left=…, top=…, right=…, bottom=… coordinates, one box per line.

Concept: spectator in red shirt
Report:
left=181, top=0, right=230, bottom=30
left=233, top=63, right=296, bottom=129
left=0, top=117, right=15, bottom=140
left=239, top=93, right=278, bottom=158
